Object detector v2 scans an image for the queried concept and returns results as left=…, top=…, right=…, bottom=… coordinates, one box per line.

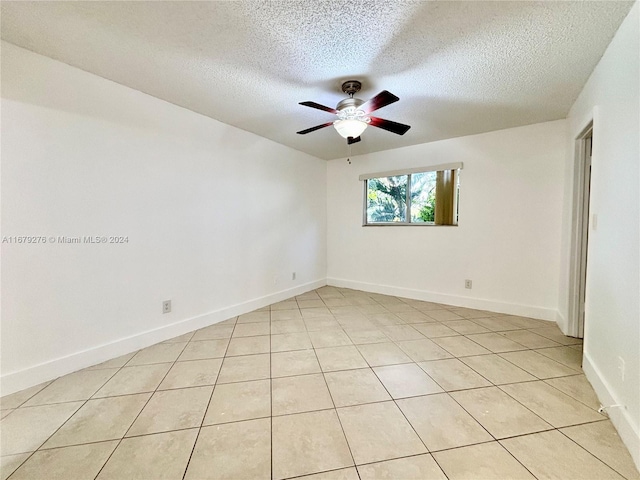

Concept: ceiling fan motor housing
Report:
left=336, top=97, right=369, bottom=123
left=336, top=97, right=364, bottom=111
left=337, top=81, right=366, bottom=121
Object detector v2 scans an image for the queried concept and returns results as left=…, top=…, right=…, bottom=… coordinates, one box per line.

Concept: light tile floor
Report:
left=1, top=287, right=639, bottom=480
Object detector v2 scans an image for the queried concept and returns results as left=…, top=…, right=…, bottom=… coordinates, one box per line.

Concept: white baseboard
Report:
left=327, top=277, right=558, bottom=322
left=582, top=350, right=640, bottom=472
left=0, top=279, right=326, bottom=396
left=555, top=310, right=569, bottom=334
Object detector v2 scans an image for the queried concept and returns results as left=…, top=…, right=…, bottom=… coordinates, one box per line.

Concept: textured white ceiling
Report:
left=1, top=1, right=634, bottom=160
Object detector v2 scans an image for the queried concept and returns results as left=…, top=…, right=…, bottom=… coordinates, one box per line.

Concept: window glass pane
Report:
left=410, top=171, right=437, bottom=223
left=366, top=175, right=408, bottom=223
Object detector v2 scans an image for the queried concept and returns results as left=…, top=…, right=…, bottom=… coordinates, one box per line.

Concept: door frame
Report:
left=567, top=121, right=594, bottom=338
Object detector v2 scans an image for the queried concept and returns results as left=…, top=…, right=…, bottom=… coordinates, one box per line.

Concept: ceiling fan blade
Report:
left=296, top=122, right=334, bottom=135
left=358, top=90, right=399, bottom=114
left=369, top=116, right=411, bottom=135
left=347, top=136, right=361, bottom=145
left=299, top=101, right=338, bottom=114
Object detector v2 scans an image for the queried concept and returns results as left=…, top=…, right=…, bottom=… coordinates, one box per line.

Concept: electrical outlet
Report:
left=292, top=272, right=296, bottom=280
left=465, top=279, right=472, bottom=289
left=618, top=356, right=625, bottom=381
left=162, top=300, right=171, bottom=314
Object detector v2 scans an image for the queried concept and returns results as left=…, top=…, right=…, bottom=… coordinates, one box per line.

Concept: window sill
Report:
left=362, top=223, right=458, bottom=227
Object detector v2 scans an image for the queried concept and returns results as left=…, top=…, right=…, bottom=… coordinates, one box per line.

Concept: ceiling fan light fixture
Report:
left=297, top=82, right=410, bottom=141
left=333, top=119, right=367, bottom=139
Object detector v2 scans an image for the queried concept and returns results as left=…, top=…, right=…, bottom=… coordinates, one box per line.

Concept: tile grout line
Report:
left=1, top=381, right=53, bottom=413
left=428, top=452, right=454, bottom=480
left=495, top=350, right=583, bottom=377
left=540, top=376, right=604, bottom=411
left=270, top=305, right=275, bottom=480
left=19, top=387, right=610, bottom=472
left=447, top=353, right=593, bottom=409
left=367, top=294, right=550, bottom=480
left=336, top=294, right=438, bottom=474
left=12, top=380, right=233, bottom=409
left=438, top=379, right=540, bottom=477
left=4, top=365, right=126, bottom=480
left=91, top=338, right=193, bottom=480
left=555, top=426, right=636, bottom=479
left=494, top=437, right=541, bottom=479
left=431, top=339, right=622, bottom=477
left=3, top=288, right=597, bottom=479
left=313, top=348, right=360, bottom=478
left=329, top=293, right=598, bottom=478
left=494, top=378, right=605, bottom=424
left=306, top=295, right=362, bottom=480
left=440, top=351, right=571, bottom=438
left=368, top=364, right=433, bottom=460
left=364, top=298, right=457, bottom=480
left=179, top=315, right=238, bottom=480
left=495, top=425, right=623, bottom=479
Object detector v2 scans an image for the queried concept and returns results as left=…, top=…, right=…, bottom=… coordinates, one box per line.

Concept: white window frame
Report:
left=361, top=162, right=463, bottom=227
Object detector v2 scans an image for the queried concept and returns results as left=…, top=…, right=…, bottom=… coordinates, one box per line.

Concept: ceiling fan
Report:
left=296, top=80, right=411, bottom=145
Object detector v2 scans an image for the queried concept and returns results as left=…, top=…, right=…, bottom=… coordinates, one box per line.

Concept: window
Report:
left=361, top=163, right=462, bottom=226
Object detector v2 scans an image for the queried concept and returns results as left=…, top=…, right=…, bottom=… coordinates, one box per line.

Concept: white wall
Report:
left=0, top=42, right=327, bottom=394
left=559, top=2, right=639, bottom=468
left=327, top=120, right=567, bottom=320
